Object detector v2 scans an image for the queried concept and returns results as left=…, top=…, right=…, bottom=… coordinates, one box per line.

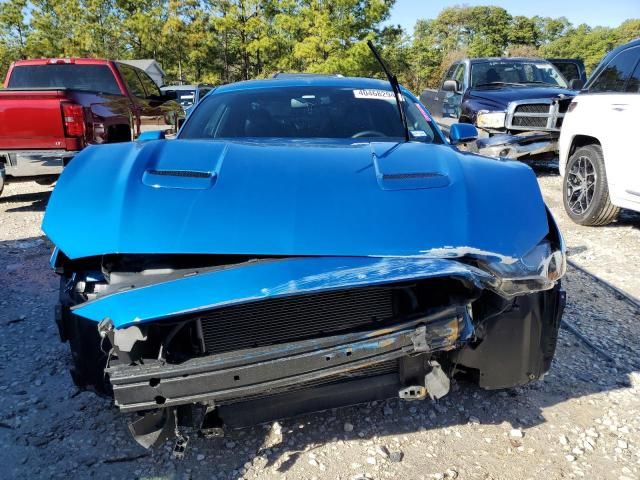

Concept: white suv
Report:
left=559, top=38, right=640, bottom=226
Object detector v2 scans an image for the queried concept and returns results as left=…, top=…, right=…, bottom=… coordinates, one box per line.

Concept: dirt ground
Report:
left=1, top=170, right=639, bottom=480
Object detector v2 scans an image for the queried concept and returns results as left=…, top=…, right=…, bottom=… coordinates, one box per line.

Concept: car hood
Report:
left=43, top=139, right=549, bottom=260
left=467, top=85, right=576, bottom=107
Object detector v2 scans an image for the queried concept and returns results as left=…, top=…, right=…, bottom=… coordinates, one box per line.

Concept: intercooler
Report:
left=198, top=287, right=396, bottom=355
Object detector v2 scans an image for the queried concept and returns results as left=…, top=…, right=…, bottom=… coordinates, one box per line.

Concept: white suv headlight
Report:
left=476, top=111, right=506, bottom=129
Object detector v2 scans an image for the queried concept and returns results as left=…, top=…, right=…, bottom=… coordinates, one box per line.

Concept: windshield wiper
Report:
left=524, top=81, right=560, bottom=86
left=473, top=81, right=524, bottom=88
left=367, top=40, right=410, bottom=142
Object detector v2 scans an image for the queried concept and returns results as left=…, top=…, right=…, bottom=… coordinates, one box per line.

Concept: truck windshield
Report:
left=471, top=61, right=568, bottom=88
left=164, top=89, right=197, bottom=108
left=179, top=86, right=441, bottom=142
left=7, top=65, right=121, bottom=95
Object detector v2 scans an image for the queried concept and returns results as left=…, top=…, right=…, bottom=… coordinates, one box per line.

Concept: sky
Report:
left=387, top=0, right=640, bottom=33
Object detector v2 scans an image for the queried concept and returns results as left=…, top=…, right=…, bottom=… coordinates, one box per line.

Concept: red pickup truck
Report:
left=0, top=58, right=184, bottom=195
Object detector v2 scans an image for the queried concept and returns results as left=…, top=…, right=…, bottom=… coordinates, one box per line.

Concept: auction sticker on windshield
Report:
left=353, top=89, right=396, bottom=100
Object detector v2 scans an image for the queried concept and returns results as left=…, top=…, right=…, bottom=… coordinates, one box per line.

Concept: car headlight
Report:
left=482, top=239, right=566, bottom=297
left=476, top=111, right=506, bottom=129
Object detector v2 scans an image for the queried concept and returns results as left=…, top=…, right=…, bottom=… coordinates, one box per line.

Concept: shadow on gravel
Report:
left=0, top=190, right=51, bottom=213
left=2, top=239, right=640, bottom=479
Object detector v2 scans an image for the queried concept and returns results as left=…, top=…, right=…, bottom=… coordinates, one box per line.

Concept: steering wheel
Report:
left=351, top=130, right=386, bottom=138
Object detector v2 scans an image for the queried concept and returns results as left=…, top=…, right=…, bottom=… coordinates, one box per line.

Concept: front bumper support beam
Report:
left=107, top=306, right=468, bottom=412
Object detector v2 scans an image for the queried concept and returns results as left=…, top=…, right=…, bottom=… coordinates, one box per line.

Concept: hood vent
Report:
left=382, top=172, right=444, bottom=180
left=143, top=169, right=217, bottom=190
left=146, top=169, right=212, bottom=178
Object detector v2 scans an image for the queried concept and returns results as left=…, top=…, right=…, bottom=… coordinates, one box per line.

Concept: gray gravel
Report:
left=1, top=175, right=639, bottom=480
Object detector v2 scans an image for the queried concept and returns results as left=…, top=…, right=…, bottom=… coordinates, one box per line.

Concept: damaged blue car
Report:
left=43, top=70, right=566, bottom=448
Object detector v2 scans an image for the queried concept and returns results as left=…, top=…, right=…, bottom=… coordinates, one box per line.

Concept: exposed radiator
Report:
left=198, top=287, right=396, bottom=355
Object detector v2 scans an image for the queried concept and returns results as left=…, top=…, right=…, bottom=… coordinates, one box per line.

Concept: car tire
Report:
left=59, top=279, right=112, bottom=395
left=562, top=144, right=619, bottom=226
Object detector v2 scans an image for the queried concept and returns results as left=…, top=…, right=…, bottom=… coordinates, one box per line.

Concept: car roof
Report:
left=215, top=76, right=394, bottom=94
left=12, top=58, right=112, bottom=66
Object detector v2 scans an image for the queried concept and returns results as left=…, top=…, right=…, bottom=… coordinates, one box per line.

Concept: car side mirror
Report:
left=449, top=123, right=478, bottom=145
left=442, top=80, right=460, bottom=93
left=138, top=130, right=166, bottom=142
left=569, top=78, right=584, bottom=90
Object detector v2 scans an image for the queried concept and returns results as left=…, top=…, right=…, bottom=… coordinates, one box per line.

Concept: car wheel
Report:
left=563, top=144, right=619, bottom=226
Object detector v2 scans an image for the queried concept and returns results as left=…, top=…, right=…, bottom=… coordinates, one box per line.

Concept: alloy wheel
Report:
left=566, top=155, right=597, bottom=216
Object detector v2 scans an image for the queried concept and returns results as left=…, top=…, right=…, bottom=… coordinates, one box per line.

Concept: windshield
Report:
left=163, top=89, right=197, bottom=107
left=8, top=64, right=121, bottom=94
left=179, top=86, right=441, bottom=142
left=471, top=61, right=568, bottom=88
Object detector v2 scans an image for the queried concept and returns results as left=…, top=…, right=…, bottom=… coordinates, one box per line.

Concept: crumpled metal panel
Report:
left=73, top=256, right=491, bottom=328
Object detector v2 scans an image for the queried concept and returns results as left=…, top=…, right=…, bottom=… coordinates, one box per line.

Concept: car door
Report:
left=442, top=62, right=465, bottom=122
left=116, top=63, right=149, bottom=137
left=617, top=55, right=640, bottom=202
left=587, top=46, right=640, bottom=205
left=135, top=68, right=179, bottom=133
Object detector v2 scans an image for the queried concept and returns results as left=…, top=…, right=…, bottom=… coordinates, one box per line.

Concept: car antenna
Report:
left=367, top=40, right=410, bottom=142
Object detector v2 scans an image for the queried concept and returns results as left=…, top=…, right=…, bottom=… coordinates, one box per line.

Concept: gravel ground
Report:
left=1, top=174, right=639, bottom=480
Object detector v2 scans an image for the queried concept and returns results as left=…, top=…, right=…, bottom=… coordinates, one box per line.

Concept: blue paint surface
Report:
left=42, top=123, right=548, bottom=259
left=73, top=256, right=491, bottom=328
left=42, top=76, right=554, bottom=328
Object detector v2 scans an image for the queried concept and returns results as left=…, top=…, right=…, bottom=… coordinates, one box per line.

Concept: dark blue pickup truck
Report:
left=420, top=57, right=581, bottom=160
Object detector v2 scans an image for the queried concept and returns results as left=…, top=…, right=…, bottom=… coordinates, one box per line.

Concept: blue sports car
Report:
left=43, top=73, right=566, bottom=448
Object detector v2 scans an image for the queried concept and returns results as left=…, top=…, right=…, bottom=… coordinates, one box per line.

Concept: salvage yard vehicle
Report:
left=548, top=58, right=587, bottom=87
left=43, top=47, right=566, bottom=450
left=0, top=58, right=185, bottom=196
left=160, top=84, right=214, bottom=115
left=559, top=38, right=640, bottom=226
left=420, top=57, right=578, bottom=160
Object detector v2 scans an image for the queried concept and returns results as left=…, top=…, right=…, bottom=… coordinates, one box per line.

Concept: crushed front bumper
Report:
left=1, top=150, right=77, bottom=177
left=475, top=132, right=558, bottom=160
left=107, top=306, right=468, bottom=412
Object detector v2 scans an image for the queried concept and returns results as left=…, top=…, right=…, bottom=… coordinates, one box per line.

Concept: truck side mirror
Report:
left=449, top=123, right=478, bottom=145
left=442, top=80, right=460, bottom=93
left=569, top=78, right=584, bottom=90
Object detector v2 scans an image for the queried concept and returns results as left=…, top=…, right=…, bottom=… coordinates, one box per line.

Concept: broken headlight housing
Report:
left=482, top=238, right=566, bottom=297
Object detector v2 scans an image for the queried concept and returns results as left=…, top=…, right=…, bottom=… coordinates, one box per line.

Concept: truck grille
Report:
left=199, top=287, right=396, bottom=355
left=507, top=98, right=572, bottom=132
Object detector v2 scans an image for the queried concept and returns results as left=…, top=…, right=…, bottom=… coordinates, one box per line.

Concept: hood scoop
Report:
left=139, top=140, right=228, bottom=190
left=142, top=169, right=217, bottom=189
left=372, top=142, right=451, bottom=190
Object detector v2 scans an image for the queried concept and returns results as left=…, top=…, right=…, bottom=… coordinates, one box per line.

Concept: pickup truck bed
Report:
left=0, top=58, right=184, bottom=194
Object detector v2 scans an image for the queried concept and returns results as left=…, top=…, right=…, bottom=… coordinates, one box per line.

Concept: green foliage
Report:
left=0, top=1, right=637, bottom=92
left=541, top=19, right=640, bottom=73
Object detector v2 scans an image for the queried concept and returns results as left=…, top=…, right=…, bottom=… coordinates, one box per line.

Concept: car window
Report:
left=138, top=70, right=161, bottom=98
left=199, top=88, right=212, bottom=99
left=179, top=86, right=441, bottom=143
left=589, top=47, right=640, bottom=93
left=7, top=64, right=121, bottom=95
left=627, top=60, right=640, bottom=93
left=118, top=64, right=146, bottom=98
left=453, top=64, right=465, bottom=88
left=554, top=63, right=579, bottom=82
left=471, top=61, right=567, bottom=88
left=442, top=64, right=458, bottom=86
